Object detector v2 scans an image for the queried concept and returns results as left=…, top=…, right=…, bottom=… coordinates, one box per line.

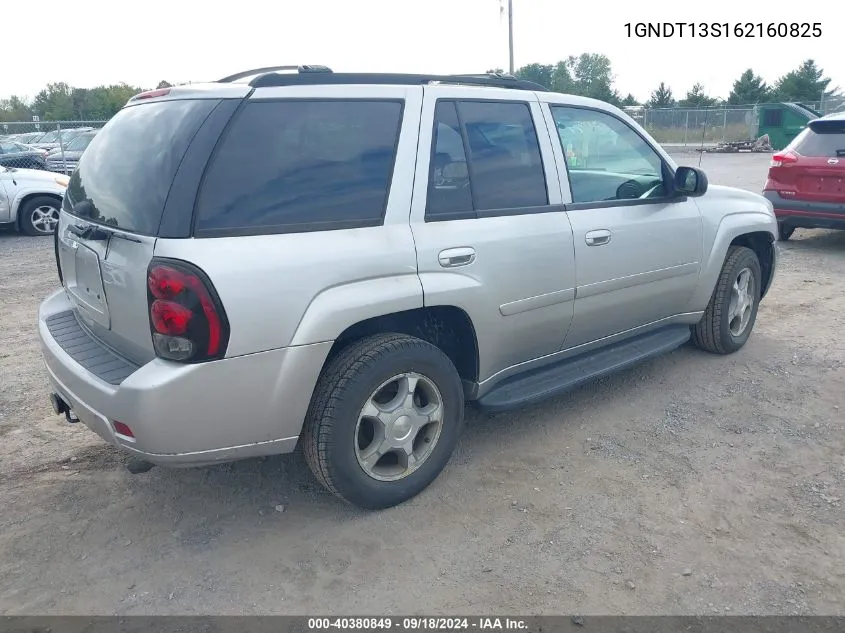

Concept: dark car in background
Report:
left=764, top=111, right=845, bottom=240
left=46, top=130, right=98, bottom=174
left=0, top=140, right=48, bottom=169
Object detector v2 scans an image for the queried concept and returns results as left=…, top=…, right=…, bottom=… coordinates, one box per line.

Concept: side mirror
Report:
left=674, top=166, right=708, bottom=197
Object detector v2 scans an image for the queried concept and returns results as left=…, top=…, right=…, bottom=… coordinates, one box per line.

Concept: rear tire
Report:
left=19, top=195, right=61, bottom=236
left=692, top=245, right=762, bottom=355
left=778, top=223, right=795, bottom=241
left=302, top=333, right=465, bottom=510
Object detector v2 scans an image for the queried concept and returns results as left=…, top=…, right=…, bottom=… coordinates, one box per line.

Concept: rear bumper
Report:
left=764, top=191, right=845, bottom=230
left=38, top=288, right=332, bottom=467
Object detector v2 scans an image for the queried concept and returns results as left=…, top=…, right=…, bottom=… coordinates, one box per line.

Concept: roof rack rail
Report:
left=217, top=65, right=333, bottom=83
left=245, top=71, right=548, bottom=92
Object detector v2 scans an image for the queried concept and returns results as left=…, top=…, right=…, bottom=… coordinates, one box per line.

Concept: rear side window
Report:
left=195, top=100, right=404, bottom=235
left=426, top=100, right=548, bottom=219
left=66, top=99, right=219, bottom=234
left=790, top=120, right=845, bottom=157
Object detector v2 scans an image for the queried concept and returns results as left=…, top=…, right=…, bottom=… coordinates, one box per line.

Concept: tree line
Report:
left=0, top=80, right=174, bottom=123
left=501, top=56, right=837, bottom=109
left=1, top=59, right=839, bottom=123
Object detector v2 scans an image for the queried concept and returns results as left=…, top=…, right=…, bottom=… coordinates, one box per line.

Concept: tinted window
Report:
left=66, top=99, right=218, bottom=234
left=426, top=101, right=473, bottom=218
left=458, top=101, right=548, bottom=210
left=791, top=121, right=845, bottom=157
left=0, top=142, right=16, bottom=153
left=195, top=100, right=403, bottom=235
left=551, top=106, right=665, bottom=204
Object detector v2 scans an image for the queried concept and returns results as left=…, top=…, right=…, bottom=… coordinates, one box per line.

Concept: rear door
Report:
left=410, top=86, right=576, bottom=384
left=787, top=119, right=845, bottom=203
left=55, top=95, right=236, bottom=365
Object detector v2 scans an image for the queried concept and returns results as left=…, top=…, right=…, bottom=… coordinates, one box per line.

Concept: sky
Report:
left=2, top=0, right=841, bottom=103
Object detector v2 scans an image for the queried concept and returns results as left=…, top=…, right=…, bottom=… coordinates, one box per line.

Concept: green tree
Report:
left=771, top=59, right=837, bottom=102
left=550, top=60, right=575, bottom=94
left=568, top=53, right=621, bottom=105
left=156, top=80, right=174, bottom=89
left=0, top=96, right=33, bottom=122
left=621, top=94, right=640, bottom=106
left=727, top=69, right=770, bottom=105
left=647, top=82, right=675, bottom=108
left=32, top=82, right=74, bottom=120
left=485, top=68, right=505, bottom=75
left=514, top=63, right=554, bottom=89
left=679, top=83, right=719, bottom=107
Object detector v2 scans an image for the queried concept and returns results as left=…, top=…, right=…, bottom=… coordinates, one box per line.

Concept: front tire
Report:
left=692, top=245, right=762, bottom=355
left=19, top=195, right=61, bottom=236
left=302, top=333, right=465, bottom=510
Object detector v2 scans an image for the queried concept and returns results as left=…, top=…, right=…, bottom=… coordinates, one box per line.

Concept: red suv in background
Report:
left=763, top=112, right=845, bottom=241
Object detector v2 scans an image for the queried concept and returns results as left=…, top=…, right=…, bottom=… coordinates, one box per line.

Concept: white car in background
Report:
left=0, top=166, right=69, bottom=235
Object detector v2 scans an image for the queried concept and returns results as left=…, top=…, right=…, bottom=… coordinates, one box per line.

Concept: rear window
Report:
left=65, top=99, right=218, bottom=234
left=791, top=120, right=845, bottom=157
left=194, top=99, right=403, bottom=236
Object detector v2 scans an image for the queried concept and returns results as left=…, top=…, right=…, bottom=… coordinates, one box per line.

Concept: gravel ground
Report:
left=0, top=151, right=843, bottom=615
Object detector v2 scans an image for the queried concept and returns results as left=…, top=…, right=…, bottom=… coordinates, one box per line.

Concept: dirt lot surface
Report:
left=1, top=151, right=843, bottom=616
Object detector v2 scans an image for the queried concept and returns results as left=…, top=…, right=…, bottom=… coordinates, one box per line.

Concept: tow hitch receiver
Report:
left=49, top=393, right=79, bottom=423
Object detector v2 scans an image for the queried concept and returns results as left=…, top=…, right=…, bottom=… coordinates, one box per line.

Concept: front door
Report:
left=545, top=103, right=703, bottom=348
left=410, top=86, right=577, bottom=384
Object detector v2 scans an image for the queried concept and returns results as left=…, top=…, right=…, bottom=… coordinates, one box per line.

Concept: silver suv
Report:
left=38, top=67, right=778, bottom=509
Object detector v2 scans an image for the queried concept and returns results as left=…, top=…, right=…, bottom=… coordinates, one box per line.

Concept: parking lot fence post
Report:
left=57, top=122, right=68, bottom=175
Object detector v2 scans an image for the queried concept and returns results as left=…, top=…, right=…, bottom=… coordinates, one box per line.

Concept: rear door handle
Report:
left=585, top=229, right=612, bottom=246
left=438, top=247, right=476, bottom=268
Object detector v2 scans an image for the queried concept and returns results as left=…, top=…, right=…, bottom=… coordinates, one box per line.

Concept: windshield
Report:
left=37, top=130, right=60, bottom=143
left=66, top=99, right=219, bottom=235
left=66, top=134, right=95, bottom=151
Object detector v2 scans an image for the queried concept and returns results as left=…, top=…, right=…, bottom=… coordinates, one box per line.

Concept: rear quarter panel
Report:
left=153, top=85, right=426, bottom=357
left=686, top=184, right=778, bottom=311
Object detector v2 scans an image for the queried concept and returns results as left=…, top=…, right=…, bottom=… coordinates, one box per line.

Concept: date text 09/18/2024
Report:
left=307, top=618, right=529, bottom=630
left=624, top=22, right=822, bottom=38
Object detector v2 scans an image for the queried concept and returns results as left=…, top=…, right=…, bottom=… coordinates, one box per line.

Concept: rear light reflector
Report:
left=113, top=421, right=135, bottom=438
left=770, top=151, right=798, bottom=167
left=147, top=259, right=229, bottom=363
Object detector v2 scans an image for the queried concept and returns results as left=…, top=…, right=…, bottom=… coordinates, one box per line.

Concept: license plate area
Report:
left=64, top=241, right=110, bottom=329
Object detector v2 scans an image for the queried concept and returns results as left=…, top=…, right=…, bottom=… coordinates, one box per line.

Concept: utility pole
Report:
left=508, top=0, right=514, bottom=74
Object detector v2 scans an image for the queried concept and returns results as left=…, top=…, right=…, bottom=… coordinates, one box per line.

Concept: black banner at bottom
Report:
left=1, top=616, right=844, bottom=633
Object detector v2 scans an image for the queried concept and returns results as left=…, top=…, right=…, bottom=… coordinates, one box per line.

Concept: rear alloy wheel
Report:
left=692, top=245, right=762, bottom=355
left=19, top=196, right=61, bottom=236
left=778, top=223, right=795, bottom=241
left=303, top=333, right=465, bottom=510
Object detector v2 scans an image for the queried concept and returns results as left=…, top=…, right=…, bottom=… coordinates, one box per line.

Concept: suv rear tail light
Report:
left=770, top=151, right=798, bottom=167
left=146, top=259, right=229, bottom=363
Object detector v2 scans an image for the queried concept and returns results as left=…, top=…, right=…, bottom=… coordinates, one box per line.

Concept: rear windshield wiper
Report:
left=68, top=222, right=142, bottom=243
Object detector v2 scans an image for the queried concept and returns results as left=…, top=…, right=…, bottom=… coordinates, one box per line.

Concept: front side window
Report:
left=425, top=100, right=548, bottom=219
left=196, top=100, right=403, bottom=235
left=551, top=106, right=666, bottom=204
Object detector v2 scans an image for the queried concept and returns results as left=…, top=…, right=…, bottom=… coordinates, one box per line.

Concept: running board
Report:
left=476, top=325, right=692, bottom=413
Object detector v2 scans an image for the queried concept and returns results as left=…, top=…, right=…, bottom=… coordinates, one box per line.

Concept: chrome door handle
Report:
left=438, top=247, right=476, bottom=268
left=585, top=229, right=612, bottom=246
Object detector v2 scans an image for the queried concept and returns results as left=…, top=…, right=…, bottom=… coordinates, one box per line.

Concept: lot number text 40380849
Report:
left=624, top=22, right=822, bottom=38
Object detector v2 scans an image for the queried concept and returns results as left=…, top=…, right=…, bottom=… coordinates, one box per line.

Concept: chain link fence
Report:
left=0, top=120, right=107, bottom=172
left=638, top=97, right=845, bottom=147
